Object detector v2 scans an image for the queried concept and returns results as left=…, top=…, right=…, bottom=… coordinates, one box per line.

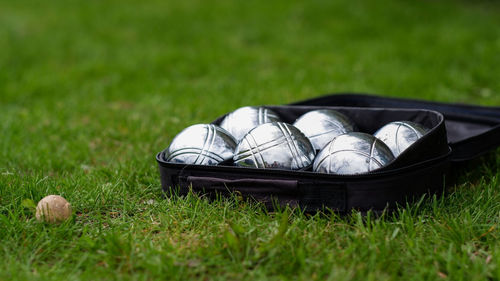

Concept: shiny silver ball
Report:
left=164, top=124, right=237, bottom=165
left=373, top=121, right=429, bottom=157
left=220, top=106, right=281, bottom=142
left=293, top=109, right=356, bottom=150
left=234, top=122, right=316, bottom=170
left=313, top=132, right=394, bottom=175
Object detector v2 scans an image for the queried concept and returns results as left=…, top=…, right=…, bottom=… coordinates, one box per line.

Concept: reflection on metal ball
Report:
left=293, top=109, right=356, bottom=150
left=164, top=124, right=237, bottom=165
left=373, top=121, right=429, bottom=157
left=234, top=122, right=316, bottom=170
left=220, top=106, right=281, bottom=142
left=313, top=132, right=394, bottom=175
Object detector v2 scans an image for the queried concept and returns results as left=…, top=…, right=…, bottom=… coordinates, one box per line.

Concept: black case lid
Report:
left=291, top=93, right=500, bottom=162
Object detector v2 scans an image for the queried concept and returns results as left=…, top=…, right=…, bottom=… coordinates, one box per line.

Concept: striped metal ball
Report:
left=164, top=124, right=237, bottom=165
left=220, top=106, right=281, bottom=142
left=234, top=122, right=316, bottom=170
left=313, top=132, right=394, bottom=175
left=293, top=109, right=356, bottom=150
left=373, top=121, right=429, bottom=157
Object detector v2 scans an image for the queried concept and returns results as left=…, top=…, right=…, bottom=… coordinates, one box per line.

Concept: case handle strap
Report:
left=182, top=176, right=347, bottom=212
left=183, top=176, right=300, bottom=208
left=185, top=176, right=298, bottom=193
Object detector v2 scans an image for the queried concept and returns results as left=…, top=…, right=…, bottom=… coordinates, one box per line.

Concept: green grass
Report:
left=1, top=0, right=499, bottom=280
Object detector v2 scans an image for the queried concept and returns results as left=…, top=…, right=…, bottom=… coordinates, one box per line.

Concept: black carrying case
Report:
left=157, top=93, right=500, bottom=213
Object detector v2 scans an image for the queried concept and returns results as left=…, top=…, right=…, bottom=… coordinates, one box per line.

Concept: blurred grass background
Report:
left=0, top=0, right=499, bottom=280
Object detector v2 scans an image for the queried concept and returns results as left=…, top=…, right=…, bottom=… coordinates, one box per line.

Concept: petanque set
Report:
left=157, top=93, right=500, bottom=213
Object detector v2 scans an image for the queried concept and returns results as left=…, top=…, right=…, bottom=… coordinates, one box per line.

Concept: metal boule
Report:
left=219, top=106, right=281, bottom=142
left=373, top=121, right=429, bottom=157
left=234, top=122, right=316, bottom=170
left=293, top=109, right=356, bottom=150
left=313, top=132, right=394, bottom=175
left=164, top=124, right=237, bottom=165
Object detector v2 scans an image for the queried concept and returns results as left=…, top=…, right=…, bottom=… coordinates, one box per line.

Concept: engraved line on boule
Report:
left=314, top=149, right=384, bottom=171
left=314, top=147, right=333, bottom=171
left=168, top=150, right=224, bottom=163
left=197, top=125, right=212, bottom=165
left=168, top=147, right=226, bottom=160
left=400, top=122, right=424, bottom=138
left=264, top=108, right=269, bottom=123
left=394, top=123, right=402, bottom=155
left=235, top=133, right=306, bottom=166
left=193, top=125, right=211, bottom=164
left=307, top=126, right=346, bottom=139
left=236, top=136, right=288, bottom=156
left=278, top=123, right=302, bottom=168
left=269, top=112, right=279, bottom=120
left=198, top=124, right=217, bottom=165
left=328, top=137, right=337, bottom=173
left=242, top=137, right=261, bottom=168
left=236, top=130, right=306, bottom=160
left=167, top=147, right=225, bottom=162
left=368, top=138, right=377, bottom=171
left=236, top=136, right=288, bottom=163
left=278, top=122, right=300, bottom=168
left=323, top=119, right=345, bottom=130
left=247, top=132, right=266, bottom=168
left=313, top=151, right=330, bottom=171
left=239, top=133, right=259, bottom=168
left=286, top=122, right=314, bottom=165
left=334, top=150, right=384, bottom=171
